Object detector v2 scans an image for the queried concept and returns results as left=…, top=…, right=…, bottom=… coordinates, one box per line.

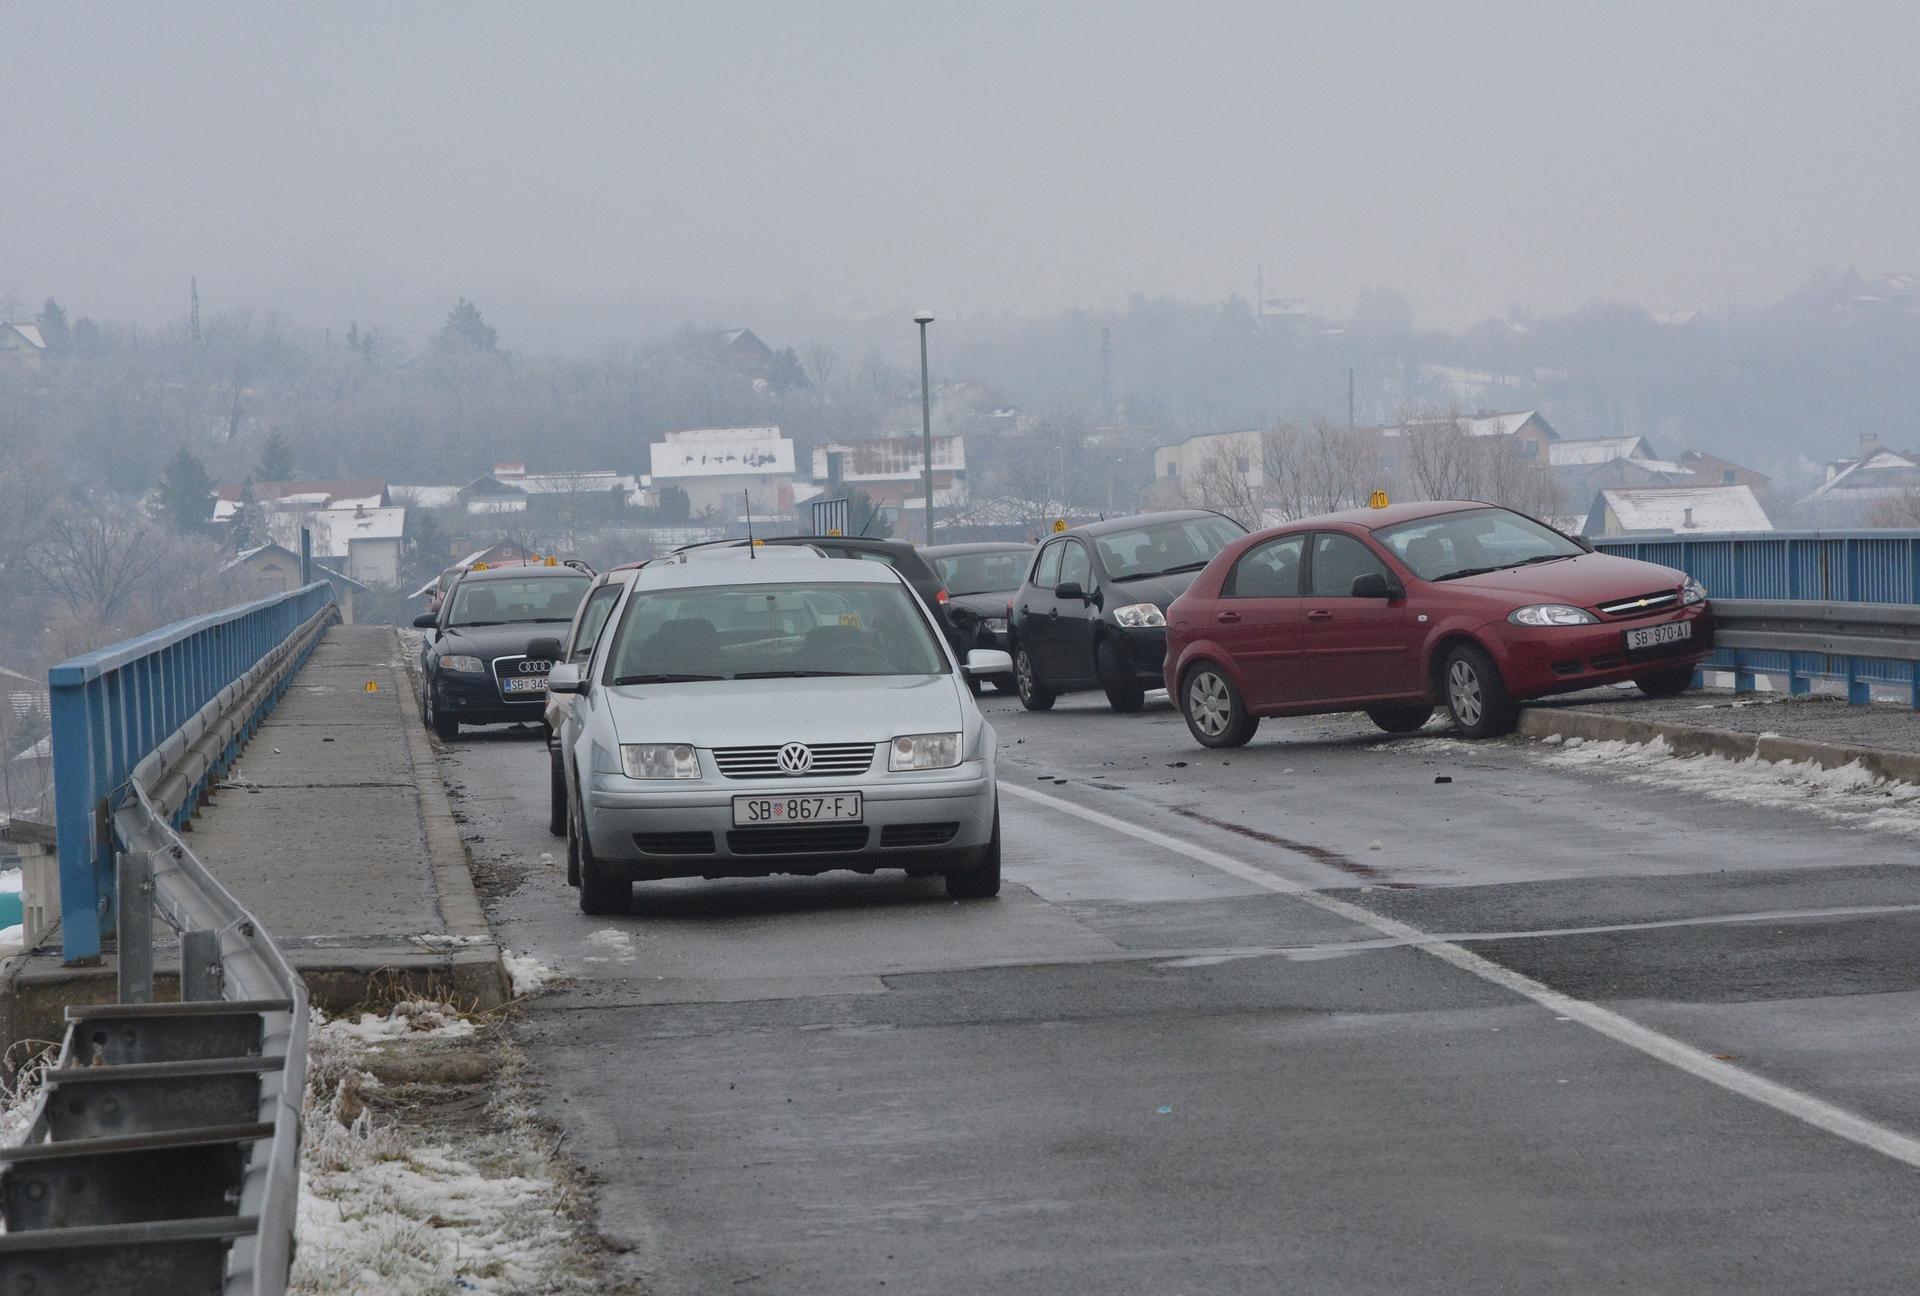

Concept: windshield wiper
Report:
left=1432, top=566, right=1504, bottom=582
left=450, top=620, right=505, bottom=627
left=732, top=669, right=862, bottom=679
left=1513, top=554, right=1576, bottom=567
left=1116, top=560, right=1209, bottom=582
left=612, top=673, right=724, bottom=684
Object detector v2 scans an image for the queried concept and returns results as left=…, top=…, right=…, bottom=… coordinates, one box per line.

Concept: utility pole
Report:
left=1348, top=368, right=1355, bottom=430
left=189, top=277, right=202, bottom=348
left=1100, top=327, right=1113, bottom=424
left=914, top=311, right=935, bottom=544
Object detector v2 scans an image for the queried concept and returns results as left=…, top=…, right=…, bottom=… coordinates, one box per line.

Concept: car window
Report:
left=933, top=551, right=1030, bottom=595
left=1034, top=542, right=1064, bottom=588
left=1094, top=516, right=1245, bottom=580
left=447, top=575, right=590, bottom=626
left=1374, top=507, right=1582, bottom=581
left=567, top=584, right=622, bottom=662
left=1226, top=535, right=1305, bottom=598
left=605, top=581, right=946, bottom=682
left=1309, top=534, right=1391, bottom=598
left=1057, top=541, right=1091, bottom=590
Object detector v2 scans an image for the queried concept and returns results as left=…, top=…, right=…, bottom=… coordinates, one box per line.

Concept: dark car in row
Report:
left=923, top=542, right=1034, bottom=693
left=414, top=562, right=595, bottom=739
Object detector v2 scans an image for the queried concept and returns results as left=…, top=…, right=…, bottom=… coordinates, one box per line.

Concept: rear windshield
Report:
left=447, top=576, right=590, bottom=627
left=933, top=551, right=1030, bottom=596
left=1095, top=516, right=1245, bottom=581
left=605, top=582, right=947, bottom=683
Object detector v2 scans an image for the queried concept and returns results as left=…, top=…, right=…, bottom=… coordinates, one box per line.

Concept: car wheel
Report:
left=574, top=798, right=629, bottom=915
left=1443, top=642, right=1517, bottom=738
left=1366, top=705, right=1435, bottom=734
left=945, top=806, right=1001, bottom=899
left=565, top=793, right=581, bottom=887
left=547, top=748, right=567, bottom=837
left=1181, top=663, right=1258, bottom=748
left=427, top=690, right=458, bottom=741
left=1015, top=646, right=1055, bottom=712
left=1097, top=640, right=1146, bottom=713
left=1635, top=665, right=1696, bottom=698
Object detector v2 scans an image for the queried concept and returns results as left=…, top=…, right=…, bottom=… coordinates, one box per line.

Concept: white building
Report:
left=649, top=428, right=799, bottom=518
left=270, top=505, right=407, bottom=586
left=1584, top=485, right=1772, bottom=537
left=1151, top=429, right=1265, bottom=495
left=811, top=436, right=967, bottom=511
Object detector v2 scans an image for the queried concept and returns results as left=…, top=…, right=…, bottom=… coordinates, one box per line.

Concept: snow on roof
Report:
left=1600, top=485, right=1772, bottom=533
left=391, top=484, right=463, bottom=509
left=649, top=433, right=794, bottom=479
left=1549, top=436, right=1655, bottom=467
left=509, top=471, right=638, bottom=495
left=275, top=505, right=407, bottom=552
left=811, top=436, right=966, bottom=481
left=4, top=323, right=47, bottom=349
left=1385, top=411, right=1549, bottom=439
left=214, top=478, right=387, bottom=505
left=1813, top=447, right=1920, bottom=497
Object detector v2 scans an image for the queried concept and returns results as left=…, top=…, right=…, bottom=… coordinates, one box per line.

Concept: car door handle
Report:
left=1216, top=611, right=1242, bottom=624
left=1307, top=609, right=1334, bottom=622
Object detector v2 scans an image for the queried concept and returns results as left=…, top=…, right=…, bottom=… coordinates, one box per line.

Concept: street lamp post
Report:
left=914, top=310, right=935, bottom=544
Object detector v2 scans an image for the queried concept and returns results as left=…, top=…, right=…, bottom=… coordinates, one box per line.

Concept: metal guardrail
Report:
left=5, top=583, right=339, bottom=1293
left=1711, top=598, right=1920, bottom=707
left=1590, top=531, right=1920, bottom=707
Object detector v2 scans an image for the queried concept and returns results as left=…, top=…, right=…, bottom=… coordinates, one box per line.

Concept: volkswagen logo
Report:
left=519, top=659, right=553, bottom=674
left=777, top=742, right=815, bottom=774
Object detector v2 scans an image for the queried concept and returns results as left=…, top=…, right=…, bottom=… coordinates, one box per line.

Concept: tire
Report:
left=1367, top=705, right=1435, bottom=734
left=565, top=797, right=581, bottom=887
left=574, top=794, right=629, bottom=915
left=1443, top=642, right=1517, bottom=739
left=945, top=806, right=1001, bottom=899
left=1181, top=663, right=1258, bottom=748
left=1097, top=640, right=1146, bottom=713
left=1635, top=665, right=1696, bottom=698
left=428, top=689, right=459, bottom=741
left=1014, top=645, right=1055, bottom=712
left=547, top=748, right=567, bottom=837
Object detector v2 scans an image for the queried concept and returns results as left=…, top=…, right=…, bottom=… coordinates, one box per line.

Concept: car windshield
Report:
left=1095, top=516, right=1245, bottom=580
left=606, top=581, right=947, bottom=683
left=1374, top=508, right=1584, bottom=581
left=447, top=575, right=590, bottom=626
left=933, top=551, right=1030, bottom=595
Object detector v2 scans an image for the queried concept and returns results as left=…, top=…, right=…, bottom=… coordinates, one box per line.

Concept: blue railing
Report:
left=48, top=582, right=337, bottom=962
left=1594, top=530, right=1920, bottom=705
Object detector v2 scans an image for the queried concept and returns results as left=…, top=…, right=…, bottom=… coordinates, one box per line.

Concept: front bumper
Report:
left=582, top=761, right=997, bottom=881
left=1495, top=605, right=1716, bottom=698
left=1109, top=626, right=1170, bottom=685
left=433, top=670, right=547, bottom=727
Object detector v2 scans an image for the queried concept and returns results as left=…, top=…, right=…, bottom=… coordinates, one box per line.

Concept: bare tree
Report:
left=1399, top=409, right=1559, bottom=518
left=1868, top=486, right=1920, bottom=528
left=27, top=507, right=172, bottom=625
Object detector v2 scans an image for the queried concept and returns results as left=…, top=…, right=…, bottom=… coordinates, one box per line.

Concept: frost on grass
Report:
left=293, top=1001, right=597, bottom=1296
left=0, top=1039, right=58, bottom=1147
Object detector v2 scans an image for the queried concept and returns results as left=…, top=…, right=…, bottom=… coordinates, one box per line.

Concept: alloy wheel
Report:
left=1188, top=672, right=1231, bottom=737
left=1017, top=651, right=1035, bottom=700
left=1448, top=659, right=1483, bottom=727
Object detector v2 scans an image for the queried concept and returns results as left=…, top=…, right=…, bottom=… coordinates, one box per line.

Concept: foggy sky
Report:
left=5, top=1, right=1917, bottom=346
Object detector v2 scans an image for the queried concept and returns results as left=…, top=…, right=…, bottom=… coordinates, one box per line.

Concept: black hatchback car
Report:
left=414, top=563, right=594, bottom=739
left=1009, top=510, right=1245, bottom=713
left=923, top=542, right=1034, bottom=692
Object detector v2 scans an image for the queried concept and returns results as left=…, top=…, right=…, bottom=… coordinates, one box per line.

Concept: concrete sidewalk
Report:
left=2, top=626, right=505, bottom=1041
left=1522, top=686, right=1920, bottom=782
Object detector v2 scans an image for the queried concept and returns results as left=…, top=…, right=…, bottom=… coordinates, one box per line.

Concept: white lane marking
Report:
left=1003, top=780, right=1920, bottom=1170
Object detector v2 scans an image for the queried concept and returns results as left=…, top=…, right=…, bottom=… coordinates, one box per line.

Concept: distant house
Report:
left=221, top=542, right=367, bottom=622
left=649, top=427, right=799, bottom=518
left=1809, top=437, right=1920, bottom=505
left=692, top=327, right=776, bottom=377
left=1547, top=436, right=1661, bottom=469
left=1584, top=485, right=1773, bottom=537
left=1676, top=450, right=1771, bottom=492
left=212, top=478, right=388, bottom=525
left=1150, top=429, right=1266, bottom=505
left=0, top=322, right=47, bottom=370
left=1386, top=410, right=1560, bottom=459
left=268, top=505, right=407, bottom=586
left=811, top=436, right=967, bottom=512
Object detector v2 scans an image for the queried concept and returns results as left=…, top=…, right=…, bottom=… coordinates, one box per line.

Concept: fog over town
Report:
left=3, top=2, right=1919, bottom=804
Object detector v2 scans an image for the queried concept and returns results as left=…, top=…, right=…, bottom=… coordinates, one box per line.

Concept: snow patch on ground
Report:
left=502, top=950, right=558, bottom=997
left=317, top=1000, right=477, bottom=1044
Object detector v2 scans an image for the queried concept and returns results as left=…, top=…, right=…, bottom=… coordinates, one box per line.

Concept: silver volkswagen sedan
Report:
left=547, top=554, right=1008, bottom=915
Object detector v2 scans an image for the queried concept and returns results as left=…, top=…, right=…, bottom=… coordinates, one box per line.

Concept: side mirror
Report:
left=964, top=648, right=1013, bottom=678
left=1054, top=581, right=1086, bottom=601
left=1350, top=572, right=1401, bottom=599
left=527, top=637, right=564, bottom=661
left=411, top=613, right=438, bottom=629
left=546, top=662, right=585, bottom=694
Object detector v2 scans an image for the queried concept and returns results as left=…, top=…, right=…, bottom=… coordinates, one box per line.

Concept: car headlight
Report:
left=620, top=743, right=701, bottom=780
left=889, top=732, right=961, bottom=772
left=982, top=617, right=1008, bottom=633
left=439, top=654, right=486, bottom=673
left=1113, top=602, right=1167, bottom=629
left=1508, top=604, right=1598, bottom=627
left=1681, top=577, right=1708, bottom=605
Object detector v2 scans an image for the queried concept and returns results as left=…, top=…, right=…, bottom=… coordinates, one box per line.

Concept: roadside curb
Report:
left=1516, top=707, right=1920, bottom=786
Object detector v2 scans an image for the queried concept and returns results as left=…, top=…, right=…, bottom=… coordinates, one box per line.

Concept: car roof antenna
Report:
left=744, top=489, right=756, bottom=557
left=855, top=497, right=876, bottom=538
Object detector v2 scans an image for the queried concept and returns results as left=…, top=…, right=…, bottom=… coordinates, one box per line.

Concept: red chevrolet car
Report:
left=1163, top=501, right=1714, bottom=747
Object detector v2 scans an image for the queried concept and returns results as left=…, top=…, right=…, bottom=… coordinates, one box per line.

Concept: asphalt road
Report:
left=438, top=691, right=1920, bottom=1295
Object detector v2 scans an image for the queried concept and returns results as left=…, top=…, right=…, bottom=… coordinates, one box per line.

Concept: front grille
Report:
left=726, top=825, right=870, bottom=855
left=1597, top=590, right=1679, bottom=619
left=633, top=831, right=715, bottom=855
left=881, top=822, right=960, bottom=848
left=490, top=655, right=552, bottom=702
left=712, top=742, right=875, bottom=779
